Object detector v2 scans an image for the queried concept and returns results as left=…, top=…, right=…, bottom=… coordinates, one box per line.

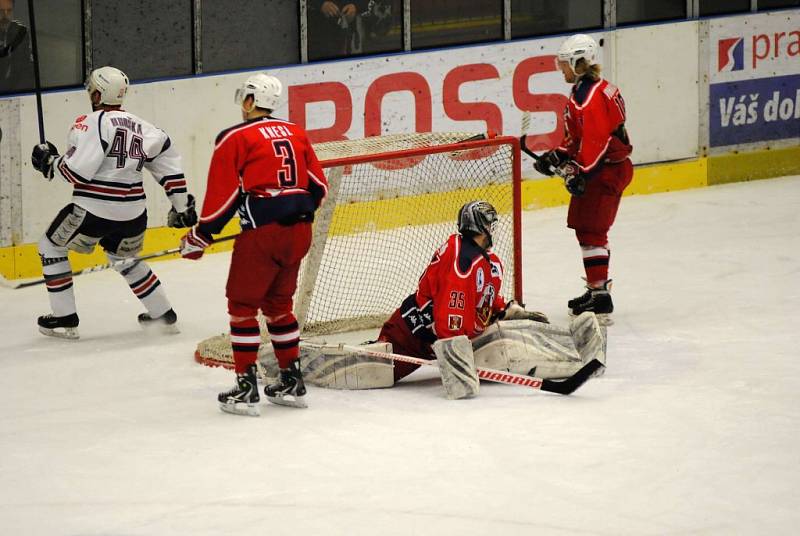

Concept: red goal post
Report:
left=195, top=132, right=522, bottom=369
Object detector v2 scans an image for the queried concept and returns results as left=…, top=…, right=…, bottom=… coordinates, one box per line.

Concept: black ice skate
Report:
left=218, top=364, right=260, bottom=417
left=567, top=288, right=593, bottom=311
left=264, top=359, right=307, bottom=408
left=137, top=308, right=179, bottom=334
left=570, top=281, right=614, bottom=325
left=37, top=313, right=80, bottom=340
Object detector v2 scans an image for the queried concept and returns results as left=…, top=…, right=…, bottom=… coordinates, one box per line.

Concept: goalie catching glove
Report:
left=180, top=227, right=212, bottom=260
left=497, top=300, right=549, bottom=324
left=31, top=141, right=59, bottom=180
left=167, top=194, right=198, bottom=228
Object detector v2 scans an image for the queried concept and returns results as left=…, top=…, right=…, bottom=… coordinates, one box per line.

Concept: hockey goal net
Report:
left=195, top=133, right=522, bottom=369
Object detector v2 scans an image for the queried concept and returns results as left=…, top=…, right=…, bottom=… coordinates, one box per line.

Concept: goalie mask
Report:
left=458, top=200, right=498, bottom=248
left=85, top=66, right=129, bottom=106
left=234, top=73, right=282, bottom=112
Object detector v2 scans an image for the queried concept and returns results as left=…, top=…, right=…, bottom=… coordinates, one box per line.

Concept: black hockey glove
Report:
left=167, top=194, right=198, bottom=228
left=557, top=160, right=586, bottom=197
left=532, top=150, right=563, bottom=177
left=31, top=141, right=59, bottom=180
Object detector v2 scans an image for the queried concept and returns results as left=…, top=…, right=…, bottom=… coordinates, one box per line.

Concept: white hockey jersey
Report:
left=54, top=110, right=189, bottom=221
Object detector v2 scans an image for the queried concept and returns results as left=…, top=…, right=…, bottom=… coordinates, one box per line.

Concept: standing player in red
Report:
left=378, top=200, right=547, bottom=382
left=533, top=34, right=633, bottom=324
left=180, top=73, right=328, bottom=416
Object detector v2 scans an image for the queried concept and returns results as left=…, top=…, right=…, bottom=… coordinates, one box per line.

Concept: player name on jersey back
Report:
left=109, top=116, right=143, bottom=135
left=258, top=124, right=293, bottom=140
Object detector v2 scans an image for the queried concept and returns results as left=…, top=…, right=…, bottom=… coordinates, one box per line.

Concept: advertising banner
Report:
left=709, top=13, right=800, bottom=147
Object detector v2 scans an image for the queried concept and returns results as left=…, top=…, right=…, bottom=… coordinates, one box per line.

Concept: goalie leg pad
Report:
left=433, top=335, right=479, bottom=400
left=472, top=319, right=594, bottom=380
left=570, top=312, right=607, bottom=376
left=259, top=341, right=395, bottom=390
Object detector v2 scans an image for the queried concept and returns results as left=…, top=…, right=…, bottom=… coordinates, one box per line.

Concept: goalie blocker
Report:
left=259, top=312, right=606, bottom=398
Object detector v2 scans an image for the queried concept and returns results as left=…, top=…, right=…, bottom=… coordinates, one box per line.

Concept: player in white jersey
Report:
left=30, top=66, right=197, bottom=339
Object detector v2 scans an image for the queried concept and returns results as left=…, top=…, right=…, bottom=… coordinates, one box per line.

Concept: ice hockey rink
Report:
left=0, top=175, right=797, bottom=535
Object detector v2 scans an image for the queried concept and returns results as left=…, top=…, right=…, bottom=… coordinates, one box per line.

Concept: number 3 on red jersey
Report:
left=272, top=139, right=297, bottom=188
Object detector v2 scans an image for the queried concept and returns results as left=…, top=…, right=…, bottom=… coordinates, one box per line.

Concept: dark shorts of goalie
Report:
left=46, top=204, right=147, bottom=256
left=567, top=159, right=633, bottom=245
left=378, top=308, right=435, bottom=382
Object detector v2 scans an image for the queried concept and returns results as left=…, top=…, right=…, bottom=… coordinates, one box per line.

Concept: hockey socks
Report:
left=266, top=316, right=301, bottom=369
left=230, top=318, right=261, bottom=373
left=580, top=244, right=610, bottom=285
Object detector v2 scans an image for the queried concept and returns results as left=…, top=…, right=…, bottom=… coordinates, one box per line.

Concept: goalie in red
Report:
left=532, top=34, right=633, bottom=324
left=180, top=73, right=328, bottom=416
left=376, top=200, right=547, bottom=383
left=261, top=201, right=605, bottom=399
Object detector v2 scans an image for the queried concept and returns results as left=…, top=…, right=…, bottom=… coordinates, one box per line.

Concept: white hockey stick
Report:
left=301, top=341, right=602, bottom=395
left=0, top=233, right=238, bottom=290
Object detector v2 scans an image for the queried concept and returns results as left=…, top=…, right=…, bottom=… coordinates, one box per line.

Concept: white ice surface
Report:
left=1, top=177, right=799, bottom=535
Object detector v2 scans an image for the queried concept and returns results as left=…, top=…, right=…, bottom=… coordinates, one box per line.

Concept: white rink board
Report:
left=6, top=21, right=705, bottom=244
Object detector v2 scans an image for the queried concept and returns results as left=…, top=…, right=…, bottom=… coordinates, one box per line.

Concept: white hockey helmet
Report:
left=556, top=34, right=599, bottom=71
left=234, top=73, right=282, bottom=111
left=85, top=66, right=129, bottom=106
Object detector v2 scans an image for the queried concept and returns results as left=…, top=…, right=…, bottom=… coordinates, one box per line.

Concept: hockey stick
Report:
left=0, top=233, right=239, bottom=290
left=518, top=110, right=572, bottom=180
left=27, top=0, right=46, bottom=143
left=301, top=341, right=603, bottom=395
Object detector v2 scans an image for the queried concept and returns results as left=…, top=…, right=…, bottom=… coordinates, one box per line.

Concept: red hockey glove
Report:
left=557, top=160, right=586, bottom=197
left=180, top=227, right=211, bottom=260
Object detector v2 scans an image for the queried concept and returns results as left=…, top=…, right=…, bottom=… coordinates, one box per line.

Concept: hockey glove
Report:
left=31, top=141, right=59, bottom=180
left=167, top=194, right=198, bottom=228
left=180, top=227, right=211, bottom=260
left=557, top=160, right=586, bottom=197
left=498, top=300, right=549, bottom=323
left=532, top=150, right=564, bottom=177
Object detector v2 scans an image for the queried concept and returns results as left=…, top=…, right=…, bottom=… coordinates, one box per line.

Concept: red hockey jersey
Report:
left=400, top=234, right=507, bottom=342
left=197, top=117, right=328, bottom=236
left=558, top=77, right=632, bottom=173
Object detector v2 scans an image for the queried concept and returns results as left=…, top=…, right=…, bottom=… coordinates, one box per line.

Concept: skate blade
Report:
left=38, top=326, right=80, bottom=340
left=266, top=394, right=308, bottom=409
left=219, top=401, right=260, bottom=417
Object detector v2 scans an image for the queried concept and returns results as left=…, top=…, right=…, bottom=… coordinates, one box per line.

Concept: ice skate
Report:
left=218, top=364, right=260, bottom=416
left=567, top=287, right=593, bottom=311
left=37, top=313, right=80, bottom=340
left=264, top=359, right=307, bottom=408
left=137, top=308, right=179, bottom=334
left=570, top=281, right=613, bottom=325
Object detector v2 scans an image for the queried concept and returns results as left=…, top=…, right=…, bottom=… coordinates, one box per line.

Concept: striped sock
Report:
left=267, top=316, right=300, bottom=369
left=41, top=255, right=77, bottom=317
left=581, top=245, right=610, bottom=287
left=230, top=319, right=261, bottom=373
left=114, top=258, right=171, bottom=319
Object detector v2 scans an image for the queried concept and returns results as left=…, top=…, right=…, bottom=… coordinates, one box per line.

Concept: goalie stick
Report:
left=301, top=341, right=603, bottom=395
left=0, top=233, right=239, bottom=290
